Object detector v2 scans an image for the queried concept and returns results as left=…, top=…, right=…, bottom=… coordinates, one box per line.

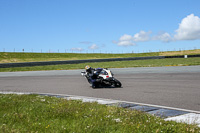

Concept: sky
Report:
left=0, top=0, right=200, bottom=53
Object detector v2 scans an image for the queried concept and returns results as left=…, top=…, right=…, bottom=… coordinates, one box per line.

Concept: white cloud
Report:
left=116, top=34, right=135, bottom=46
left=114, top=14, right=200, bottom=47
left=153, top=32, right=172, bottom=42
left=70, top=47, right=84, bottom=51
left=114, top=31, right=172, bottom=46
left=117, top=40, right=136, bottom=46
left=114, top=31, right=151, bottom=46
left=89, top=44, right=99, bottom=49
left=119, top=34, right=133, bottom=41
left=174, top=14, right=200, bottom=40
left=133, top=31, right=152, bottom=42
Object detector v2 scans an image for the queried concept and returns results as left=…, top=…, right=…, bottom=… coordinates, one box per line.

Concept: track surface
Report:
left=0, top=66, right=200, bottom=111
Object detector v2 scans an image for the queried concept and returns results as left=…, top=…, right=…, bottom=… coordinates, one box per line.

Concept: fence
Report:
left=1, top=47, right=199, bottom=54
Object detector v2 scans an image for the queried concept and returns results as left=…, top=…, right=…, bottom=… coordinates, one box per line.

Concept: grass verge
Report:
left=0, top=49, right=199, bottom=63
left=0, top=57, right=200, bottom=72
left=0, top=52, right=159, bottom=63
left=0, top=94, right=199, bottom=132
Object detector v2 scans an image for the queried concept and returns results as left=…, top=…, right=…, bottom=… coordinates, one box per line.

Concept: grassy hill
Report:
left=0, top=49, right=199, bottom=64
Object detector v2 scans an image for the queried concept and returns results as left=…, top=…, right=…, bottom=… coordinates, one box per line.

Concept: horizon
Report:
left=1, top=48, right=199, bottom=54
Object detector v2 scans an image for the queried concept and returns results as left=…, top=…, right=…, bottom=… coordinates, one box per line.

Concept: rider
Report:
left=85, top=65, right=102, bottom=88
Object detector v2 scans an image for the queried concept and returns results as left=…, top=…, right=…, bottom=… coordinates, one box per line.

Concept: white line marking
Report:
left=165, top=113, right=200, bottom=127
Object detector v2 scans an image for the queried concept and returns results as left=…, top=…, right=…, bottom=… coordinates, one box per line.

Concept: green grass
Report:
left=0, top=52, right=159, bottom=63
left=0, top=57, right=200, bottom=72
left=0, top=50, right=199, bottom=72
left=0, top=94, right=199, bottom=132
left=1, top=49, right=200, bottom=63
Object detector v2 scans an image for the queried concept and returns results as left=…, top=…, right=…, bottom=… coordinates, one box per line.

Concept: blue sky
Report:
left=0, top=0, right=200, bottom=53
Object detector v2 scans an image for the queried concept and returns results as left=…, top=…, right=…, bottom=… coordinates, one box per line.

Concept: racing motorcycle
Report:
left=81, top=68, right=122, bottom=88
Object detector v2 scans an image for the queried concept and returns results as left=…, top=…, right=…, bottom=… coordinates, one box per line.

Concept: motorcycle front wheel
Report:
left=114, top=78, right=122, bottom=87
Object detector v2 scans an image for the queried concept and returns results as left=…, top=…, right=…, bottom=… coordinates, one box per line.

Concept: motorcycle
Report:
left=81, top=68, right=122, bottom=88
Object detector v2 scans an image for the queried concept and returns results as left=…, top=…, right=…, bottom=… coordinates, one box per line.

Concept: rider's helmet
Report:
left=85, top=65, right=92, bottom=73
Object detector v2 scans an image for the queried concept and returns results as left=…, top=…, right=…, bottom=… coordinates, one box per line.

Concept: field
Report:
left=1, top=94, right=199, bottom=132
left=0, top=52, right=159, bottom=63
left=0, top=49, right=200, bottom=72
left=160, top=49, right=200, bottom=56
left=0, top=57, right=200, bottom=72
left=0, top=49, right=199, bottom=63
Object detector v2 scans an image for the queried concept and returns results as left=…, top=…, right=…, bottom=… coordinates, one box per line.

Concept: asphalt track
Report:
left=0, top=66, right=200, bottom=111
